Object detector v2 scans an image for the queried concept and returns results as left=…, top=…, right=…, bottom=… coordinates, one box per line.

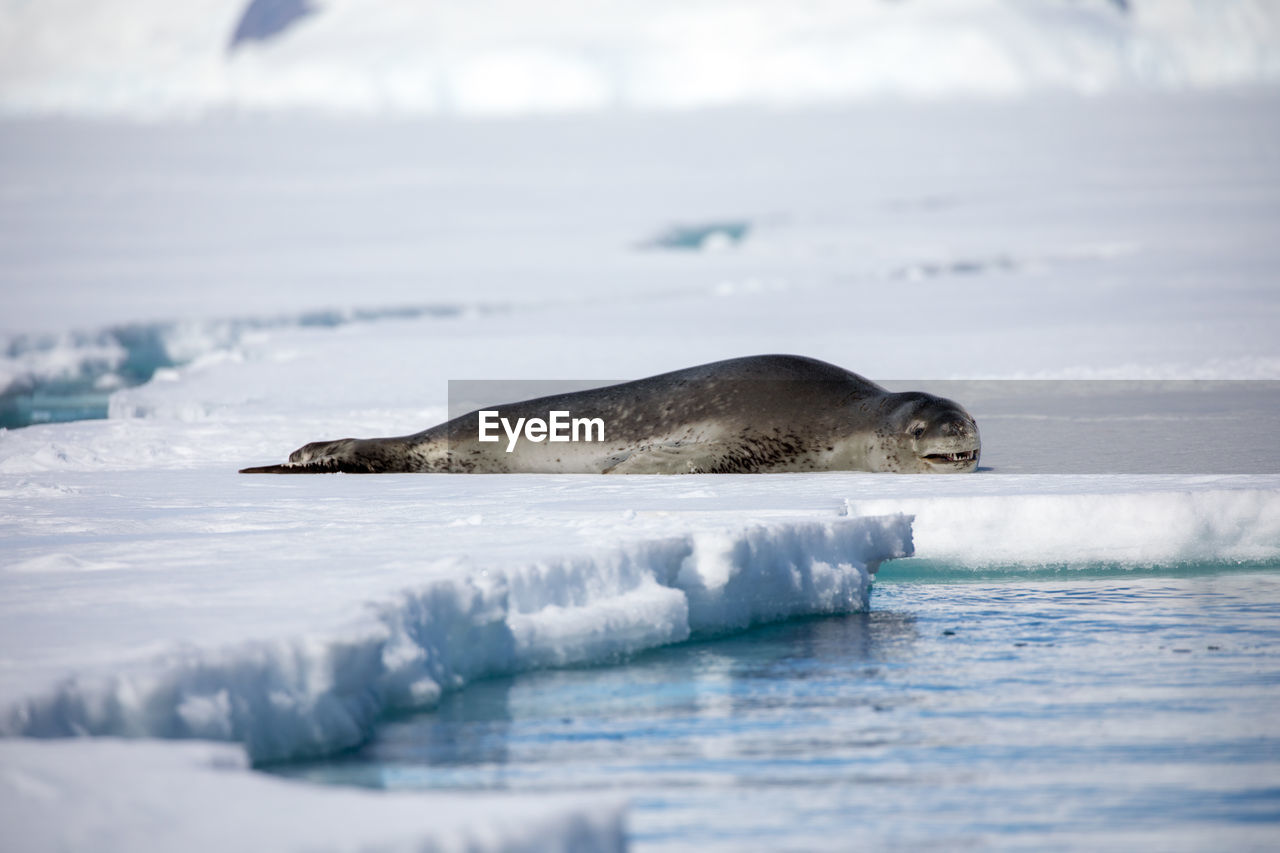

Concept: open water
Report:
left=270, top=565, right=1280, bottom=850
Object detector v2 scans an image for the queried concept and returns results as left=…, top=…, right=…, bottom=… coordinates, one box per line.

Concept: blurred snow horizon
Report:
left=2, top=0, right=1279, bottom=119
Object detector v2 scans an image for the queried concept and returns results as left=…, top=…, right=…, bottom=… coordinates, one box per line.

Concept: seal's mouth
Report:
left=922, top=449, right=978, bottom=465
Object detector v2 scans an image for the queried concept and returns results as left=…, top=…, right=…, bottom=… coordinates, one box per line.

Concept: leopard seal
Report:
left=239, top=354, right=980, bottom=474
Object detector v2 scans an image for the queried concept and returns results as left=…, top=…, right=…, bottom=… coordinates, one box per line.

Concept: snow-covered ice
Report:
left=0, top=474, right=911, bottom=761
left=0, top=738, right=626, bottom=852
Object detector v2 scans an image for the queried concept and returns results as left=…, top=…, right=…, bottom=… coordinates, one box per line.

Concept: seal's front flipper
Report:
left=601, top=441, right=733, bottom=474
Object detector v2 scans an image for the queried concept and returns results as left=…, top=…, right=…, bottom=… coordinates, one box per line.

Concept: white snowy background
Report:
left=2, top=1, right=1280, bottom=850
left=3, top=0, right=1280, bottom=117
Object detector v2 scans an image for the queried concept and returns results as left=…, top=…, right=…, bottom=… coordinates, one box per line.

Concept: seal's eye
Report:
left=910, top=423, right=926, bottom=439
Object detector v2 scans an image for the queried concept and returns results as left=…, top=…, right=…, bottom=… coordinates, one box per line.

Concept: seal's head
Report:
left=875, top=392, right=981, bottom=473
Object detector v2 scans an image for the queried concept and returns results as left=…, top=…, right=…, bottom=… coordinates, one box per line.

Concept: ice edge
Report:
left=1, top=514, right=913, bottom=764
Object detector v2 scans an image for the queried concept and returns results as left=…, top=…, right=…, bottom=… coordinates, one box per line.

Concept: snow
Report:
left=0, top=738, right=626, bottom=852
left=845, top=478, right=1280, bottom=568
left=2, top=0, right=1280, bottom=118
left=4, top=95, right=1279, bottom=368
left=1, top=10, right=1279, bottom=847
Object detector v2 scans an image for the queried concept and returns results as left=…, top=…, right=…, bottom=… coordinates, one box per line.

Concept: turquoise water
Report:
left=0, top=306, right=467, bottom=429
left=270, top=567, right=1280, bottom=850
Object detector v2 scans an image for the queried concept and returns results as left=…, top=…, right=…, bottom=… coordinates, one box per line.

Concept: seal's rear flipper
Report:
left=238, top=459, right=367, bottom=474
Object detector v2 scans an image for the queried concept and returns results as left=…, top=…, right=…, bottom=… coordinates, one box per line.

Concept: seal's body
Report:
left=239, top=355, right=980, bottom=474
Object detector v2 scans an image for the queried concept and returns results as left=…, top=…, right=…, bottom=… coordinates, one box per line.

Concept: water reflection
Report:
left=275, top=610, right=920, bottom=791
left=268, top=576, right=1280, bottom=850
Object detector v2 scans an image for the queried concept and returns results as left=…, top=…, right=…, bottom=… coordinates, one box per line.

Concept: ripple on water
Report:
left=269, top=570, right=1280, bottom=850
